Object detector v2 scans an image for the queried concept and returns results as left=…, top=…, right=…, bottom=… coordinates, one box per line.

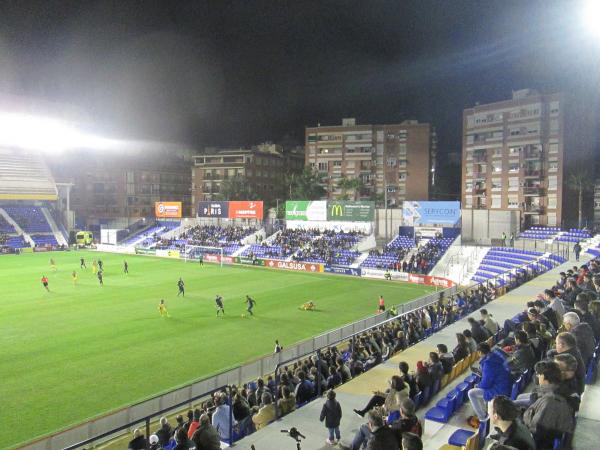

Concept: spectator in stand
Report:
left=562, top=312, right=596, bottom=363
left=463, top=329, right=478, bottom=354
left=401, top=432, right=423, bottom=450
left=294, top=371, right=314, bottom=404
left=523, top=361, right=575, bottom=450
left=187, top=408, right=202, bottom=438
left=574, top=296, right=600, bottom=340
left=549, top=332, right=586, bottom=394
left=212, top=393, right=236, bottom=442
left=480, top=309, right=500, bottom=335
left=399, top=361, right=418, bottom=398
left=544, top=289, right=566, bottom=324
left=251, top=392, right=276, bottom=430
left=127, top=428, right=147, bottom=450
left=487, top=395, right=535, bottom=450
left=174, top=428, right=193, bottom=450
left=523, top=321, right=545, bottom=360
left=533, top=299, right=559, bottom=331
left=415, top=361, right=432, bottom=393
left=191, top=413, right=222, bottom=450
left=505, top=330, right=536, bottom=375
left=232, top=391, right=253, bottom=435
left=389, top=398, right=422, bottom=439
left=277, top=385, right=296, bottom=417
left=554, top=353, right=582, bottom=412
left=437, top=344, right=455, bottom=374
left=172, top=414, right=186, bottom=437
left=365, top=407, right=400, bottom=450
left=154, top=416, right=172, bottom=447
left=353, top=375, right=408, bottom=417
left=148, top=434, right=160, bottom=450
left=468, top=317, right=490, bottom=343
left=467, top=343, right=512, bottom=426
left=426, top=352, right=444, bottom=381
left=453, top=333, right=471, bottom=361
left=320, top=389, right=343, bottom=445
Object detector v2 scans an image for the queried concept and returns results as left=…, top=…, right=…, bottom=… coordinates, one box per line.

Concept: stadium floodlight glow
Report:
left=0, top=112, right=119, bottom=153
left=583, top=0, right=600, bottom=39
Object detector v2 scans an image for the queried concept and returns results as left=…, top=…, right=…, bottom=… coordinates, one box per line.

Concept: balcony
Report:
left=523, top=187, right=544, bottom=196
left=473, top=155, right=487, bottom=163
left=473, top=187, right=487, bottom=196
left=475, top=204, right=488, bottom=210
left=523, top=169, right=543, bottom=178
left=523, top=150, right=543, bottom=160
left=523, top=204, right=544, bottom=214
left=473, top=171, right=487, bottom=179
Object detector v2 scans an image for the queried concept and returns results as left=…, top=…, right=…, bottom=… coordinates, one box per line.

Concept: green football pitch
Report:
left=0, top=250, right=435, bottom=449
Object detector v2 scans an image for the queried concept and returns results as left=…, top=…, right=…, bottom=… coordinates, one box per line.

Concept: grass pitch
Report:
left=0, top=250, right=435, bottom=449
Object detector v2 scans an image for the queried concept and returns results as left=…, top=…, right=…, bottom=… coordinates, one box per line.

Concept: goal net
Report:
left=183, top=245, right=224, bottom=267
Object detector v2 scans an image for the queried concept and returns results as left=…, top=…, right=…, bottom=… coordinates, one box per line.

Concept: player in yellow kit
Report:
left=50, top=258, right=57, bottom=272
left=158, top=299, right=170, bottom=317
left=92, top=260, right=98, bottom=274
left=72, top=270, right=78, bottom=285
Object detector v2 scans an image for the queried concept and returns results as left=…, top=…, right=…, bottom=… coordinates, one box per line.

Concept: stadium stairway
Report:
left=232, top=244, right=250, bottom=257
left=234, top=252, right=590, bottom=450
left=41, top=207, right=68, bottom=246
left=352, top=252, right=370, bottom=268
left=0, top=207, right=31, bottom=246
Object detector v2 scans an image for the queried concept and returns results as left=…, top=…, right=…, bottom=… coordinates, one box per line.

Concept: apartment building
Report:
left=305, top=118, right=436, bottom=205
left=191, top=143, right=304, bottom=213
left=462, top=89, right=596, bottom=228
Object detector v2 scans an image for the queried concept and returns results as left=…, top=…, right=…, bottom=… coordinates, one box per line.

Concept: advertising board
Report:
left=361, top=268, right=409, bottom=281
left=402, top=201, right=461, bottom=226
left=264, top=258, right=324, bottom=273
left=135, top=248, right=157, bottom=256
left=327, top=201, right=374, bottom=222
left=204, top=254, right=235, bottom=264
left=235, top=256, right=265, bottom=266
left=197, top=201, right=229, bottom=218
left=228, top=201, right=264, bottom=219
left=324, top=266, right=362, bottom=276
left=156, top=249, right=180, bottom=258
left=155, top=201, right=182, bottom=218
left=285, top=201, right=327, bottom=221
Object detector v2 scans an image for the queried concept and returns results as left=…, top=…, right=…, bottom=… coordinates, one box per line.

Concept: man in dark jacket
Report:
left=390, top=398, right=422, bottom=439
left=320, top=389, right=343, bottom=444
left=488, top=395, right=535, bottom=450
left=191, top=414, right=222, bottom=450
left=468, top=317, right=490, bottom=343
left=506, top=331, right=537, bottom=375
left=467, top=343, right=512, bottom=422
left=155, top=416, right=173, bottom=447
left=294, top=371, right=315, bottom=404
left=365, top=409, right=399, bottom=450
left=523, top=361, right=575, bottom=450
left=549, top=332, right=586, bottom=394
left=436, top=344, right=455, bottom=374
left=563, top=312, right=596, bottom=363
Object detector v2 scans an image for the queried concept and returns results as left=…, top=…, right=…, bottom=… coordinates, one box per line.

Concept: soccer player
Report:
left=215, top=295, right=225, bottom=316
left=245, top=295, right=256, bottom=316
left=50, top=258, right=57, bottom=272
left=198, top=253, right=203, bottom=266
left=158, top=299, right=170, bottom=317
left=97, top=270, right=104, bottom=286
left=123, top=260, right=129, bottom=274
left=41, top=275, right=49, bottom=292
left=80, top=257, right=86, bottom=269
left=274, top=340, right=282, bottom=353
left=92, top=260, right=98, bottom=274
left=98, top=260, right=103, bottom=271
left=72, top=270, right=78, bottom=285
left=384, top=269, right=392, bottom=280
left=177, top=278, right=185, bottom=297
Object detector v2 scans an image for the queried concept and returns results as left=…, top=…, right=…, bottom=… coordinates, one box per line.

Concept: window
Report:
left=508, top=196, right=519, bottom=208
left=548, top=143, right=559, bottom=153
left=317, top=162, right=328, bottom=171
left=550, top=119, right=559, bottom=133
left=492, top=162, right=502, bottom=173
left=465, top=181, right=473, bottom=191
left=548, top=195, right=557, bottom=209
left=547, top=214, right=557, bottom=226
left=491, top=196, right=501, bottom=208
left=387, top=158, right=396, bottom=167
left=508, top=177, right=519, bottom=191
left=493, top=148, right=502, bottom=157
left=509, top=146, right=521, bottom=155
left=509, top=163, right=519, bottom=173
left=548, top=162, right=558, bottom=172
left=333, top=160, right=342, bottom=167
left=492, top=180, right=502, bottom=191
left=548, top=176, right=558, bottom=190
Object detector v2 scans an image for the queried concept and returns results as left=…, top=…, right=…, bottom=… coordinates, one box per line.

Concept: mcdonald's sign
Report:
left=326, top=201, right=374, bottom=222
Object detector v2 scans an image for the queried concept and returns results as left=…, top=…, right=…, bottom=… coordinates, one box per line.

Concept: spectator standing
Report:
left=191, top=414, right=222, bottom=450
left=437, top=344, right=455, bottom=374
left=573, top=241, right=582, bottom=261
left=467, top=343, right=512, bottom=426
left=173, top=428, right=192, bottom=450
left=320, top=389, right=342, bottom=445
left=212, top=393, right=236, bottom=442
left=187, top=408, right=201, bottom=439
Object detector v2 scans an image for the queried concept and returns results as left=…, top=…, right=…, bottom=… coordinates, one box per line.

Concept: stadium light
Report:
left=583, top=0, right=600, bottom=39
left=0, top=112, right=121, bottom=153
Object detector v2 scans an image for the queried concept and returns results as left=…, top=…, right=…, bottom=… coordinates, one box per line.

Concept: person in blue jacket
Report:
left=467, top=342, right=512, bottom=425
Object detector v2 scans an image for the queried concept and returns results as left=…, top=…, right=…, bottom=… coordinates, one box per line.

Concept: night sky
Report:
left=0, top=1, right=598, bottom=178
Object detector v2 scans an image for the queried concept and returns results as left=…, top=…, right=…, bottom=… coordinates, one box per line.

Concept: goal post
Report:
left=184, top=245, right=224, bottom=268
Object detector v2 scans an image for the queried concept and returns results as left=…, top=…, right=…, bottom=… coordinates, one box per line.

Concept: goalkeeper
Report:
left=300, top=301, right=316, bottom=311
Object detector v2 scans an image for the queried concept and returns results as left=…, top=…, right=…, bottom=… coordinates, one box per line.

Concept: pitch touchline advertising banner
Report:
left=155, top=201, right=182, bottom=218
left=197, top=201, right=264, bottom=219
left=285, top=200, right=374, bottom=222
left=402, top=201, right=461, bottom=227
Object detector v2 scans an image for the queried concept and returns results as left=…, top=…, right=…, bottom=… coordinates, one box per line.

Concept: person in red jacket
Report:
left=41, top=275, right=49, bottom=292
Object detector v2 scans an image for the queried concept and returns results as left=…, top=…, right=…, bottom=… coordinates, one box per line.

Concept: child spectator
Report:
left=320, top=389, right=342, bottom=445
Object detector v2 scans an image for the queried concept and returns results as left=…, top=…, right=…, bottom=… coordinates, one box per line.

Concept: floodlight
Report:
left=583, top=0, right=600, bottom=39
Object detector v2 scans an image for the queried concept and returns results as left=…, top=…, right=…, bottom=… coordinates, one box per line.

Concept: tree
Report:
left=217, top=175, right=258, bottom=201
left=285, top=168, right=326, bottom=200
left=336, top=176, right=352, bottom=200
left=567, top=172, right=594, bottom=228
left=348, top=177, right=366, bottom=201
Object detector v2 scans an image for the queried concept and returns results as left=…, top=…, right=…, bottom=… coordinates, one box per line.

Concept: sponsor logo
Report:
left=330, top=204, right=343, bottom=217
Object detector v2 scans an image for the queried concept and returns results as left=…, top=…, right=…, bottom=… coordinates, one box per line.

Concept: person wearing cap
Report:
left=148, top=434, right=161, bottom=450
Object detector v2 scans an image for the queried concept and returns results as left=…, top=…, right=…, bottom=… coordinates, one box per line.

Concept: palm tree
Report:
left=336, top=176, right=352, bottom=200
left=348, top=177, right=366, bottom=201
left=285, top=168, right=326, bottom=200
left=567, top=172, right=594, bottom=228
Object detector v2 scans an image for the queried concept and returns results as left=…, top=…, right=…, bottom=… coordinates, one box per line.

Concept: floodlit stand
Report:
left=184, top=244, right=224, bottom=268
